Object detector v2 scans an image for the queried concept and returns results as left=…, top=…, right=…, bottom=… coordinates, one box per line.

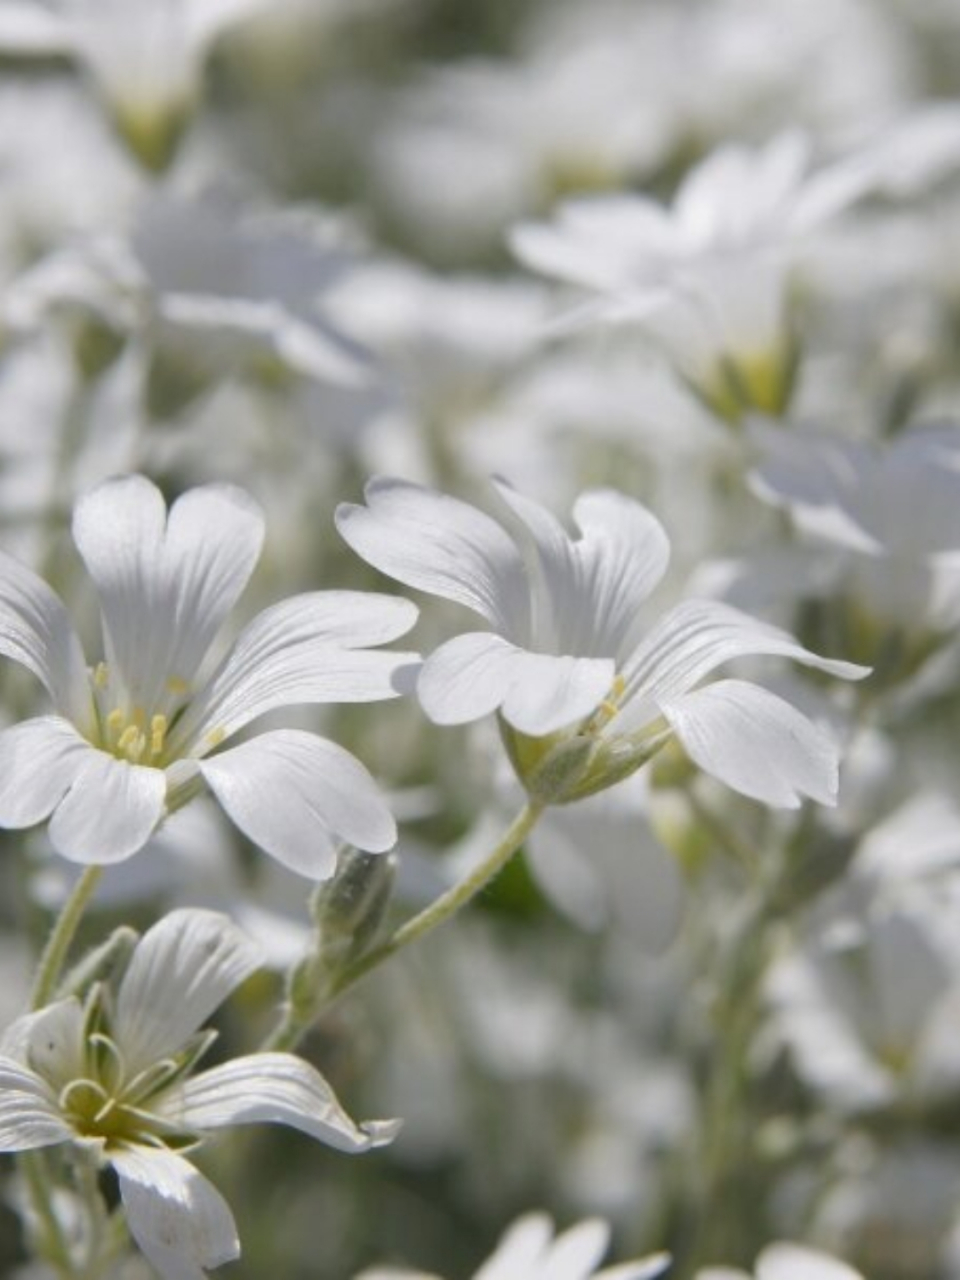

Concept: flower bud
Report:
left=312, top=848, right=397, bottom=967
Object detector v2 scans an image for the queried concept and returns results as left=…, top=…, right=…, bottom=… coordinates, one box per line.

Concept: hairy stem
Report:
left=266, top=801, right=544, bottom=1052
left=31, top=866, right=104, bottom=1011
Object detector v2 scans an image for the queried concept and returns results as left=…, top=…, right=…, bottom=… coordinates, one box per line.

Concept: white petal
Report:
left=0, top=550, right=89, bottom=723
left=0, top=1057, right=71, bottom=1151
left=571, top=490, right=671, bottom=653
left=500, top=651, right=616, bottom=736
left=199, top=730, right=396, bottom=879
left=494, top=484, right=669, bottom=658
left=113, top=1147, right=239, bottom=1280
left=114, top=909, right=261, bottom=1075
left=619, top=599, right=869, bottom=730
left=540, top=1218, right=609, bottom=1280
left=475, top=1213, right=554, bottom=1280
left=71, top=475, right=264, bottom=714
left=48, top=749, right=166, bottom=865
left=20, top=999, right=87, bottom=1090
left=756, top=1244, right=863, bottom=1280
left=419, top=633, right=613, bottom=733
left=417, top=633, right=522, bottom=725
left=662, top=680, right=839, bottom=808
left=598, top=1253, right=672, bottom=1280
left=0, top=717, right=92, bottom=829
left=162, top=1052, right=400, bottom=1151
left=355, top=1272, right=438, bottom=1280
left=158, top=295, right=370, bottom=387
left=336, top=477, right=529, bottom=635
left=0, top=3, right=70, bottom=54
left=172, top=592, right=418, bottom=753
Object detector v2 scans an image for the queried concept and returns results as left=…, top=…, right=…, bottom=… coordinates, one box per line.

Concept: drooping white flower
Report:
left=0, top=909, right=398, bottom=1280
left=0, top=0, right=272, bottom=168
left=357, top=1211, right=669, bottom=1280
left=336, top=478, right=868, bottom=809
left=0, top=474, right=418, bottom=876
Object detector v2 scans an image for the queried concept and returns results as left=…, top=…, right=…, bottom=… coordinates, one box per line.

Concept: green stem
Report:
left=266, top=801, right=544, bottom=1052
left=21, top=1152, right=73, bottom=1278
left=31, top=866, right=103, bottom=1011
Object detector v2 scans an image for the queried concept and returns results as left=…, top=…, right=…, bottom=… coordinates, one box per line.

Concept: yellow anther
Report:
left=93, top=662, right=109, bottom=690
left=166, top=675, right=189, bottom=697
left=150, top=714, right=168, bottom=757
left=117, top=725, right=145, bottom=761
left=106, top=709, right=126, bottom=737
left=206, top=727, right=226, bottom=748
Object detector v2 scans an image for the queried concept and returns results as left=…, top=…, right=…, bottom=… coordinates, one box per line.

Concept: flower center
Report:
left=89, top=663, right=191, bottom=767
left=104, top=706, right=169, bottom=765
left=56, top=1030, right=200, bottom=1154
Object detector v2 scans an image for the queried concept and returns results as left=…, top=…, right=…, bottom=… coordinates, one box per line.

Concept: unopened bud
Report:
left=313, top=848, right=397, bottom=966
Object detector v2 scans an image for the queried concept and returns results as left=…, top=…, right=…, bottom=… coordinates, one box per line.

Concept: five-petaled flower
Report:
left=337, top=478, right=869, bottom=809
left=0, top=474, right=419, bottom=877
left=0, top=909, right=398, bottom=1280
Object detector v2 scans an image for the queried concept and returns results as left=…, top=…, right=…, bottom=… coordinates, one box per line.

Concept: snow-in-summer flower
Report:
left=0, top=909, right=398, bottom=1280
left=336, top=478, right=868, bottom=809
left=748, top=423, right=960, bottom=663
left=510, top=116, right=960, bottom=421
left=357, top=1211, right=669, bottom=1280
left=0, top=474, right=418, bottom=876
left=697, top=1242, right=864, bottom=1280
left=0, top=0, right=272, bottom=169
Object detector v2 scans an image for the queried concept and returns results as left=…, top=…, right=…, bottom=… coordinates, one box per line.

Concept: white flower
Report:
left=697, top=1242, right=864, bottom=1280
left=129, top=197, right=373, bottom=395
left=749, top=423, right=960, bottom=638
left=357, top=1211, right=669, bottom=1280
left=0, top=474, right=418, bottom=876
left=510, top=117, right=960, bottom=419
left=0, top=0, right=271, bottom=168
left=336, top=478, right=868, bottom=809
left=0, top=909, right=398, bottom=1280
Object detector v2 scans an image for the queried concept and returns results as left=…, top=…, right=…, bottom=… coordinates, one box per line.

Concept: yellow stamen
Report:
left=592, top=675, right=626, bottom=730
left=150, top=714, right=168, bottom=757
left=116, top=725, right=145, bottom=762
left=166, top=675, right=189, bottom=697
left=106, top=709, right=126, bottom=739
left=93, top=662, right=109, bottom=690
left=206, top=727, right=226, bottom=749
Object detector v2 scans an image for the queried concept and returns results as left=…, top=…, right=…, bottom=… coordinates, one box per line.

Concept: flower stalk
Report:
left=266, top=800, right=545, bottom=1051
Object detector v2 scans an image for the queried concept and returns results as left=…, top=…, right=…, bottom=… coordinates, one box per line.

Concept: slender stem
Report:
left=31, top=866, right=104, bottom=1011
left=266, top=801, right=544, bottom=1052
left=21, top=1152, right=73, bottom=1278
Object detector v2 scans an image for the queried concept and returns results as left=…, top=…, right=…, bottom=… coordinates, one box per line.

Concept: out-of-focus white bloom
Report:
left=697, top=1242, right=864, bottom=1280
left=527, top=774, right=684, bottom=953
left=337, top=478, right=867, bottom=809
left=357, top=1212, right=669, bottom=1280
left=0, top=474, right=418, bottom=875
left=512, top=116, right=960, bottom=419
left=749, top=423, right=960, bottom=650
left=768, top=898, right=960, bottom=1111
left=129, top=197, right=373, bottom=394
left=17, top=198, right=374, bottom=410
left=0, top=909, right=398, bottom=1280
left=329, top=261, right=549, bottom=429
left=0, top=0, right=272, bottom=169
